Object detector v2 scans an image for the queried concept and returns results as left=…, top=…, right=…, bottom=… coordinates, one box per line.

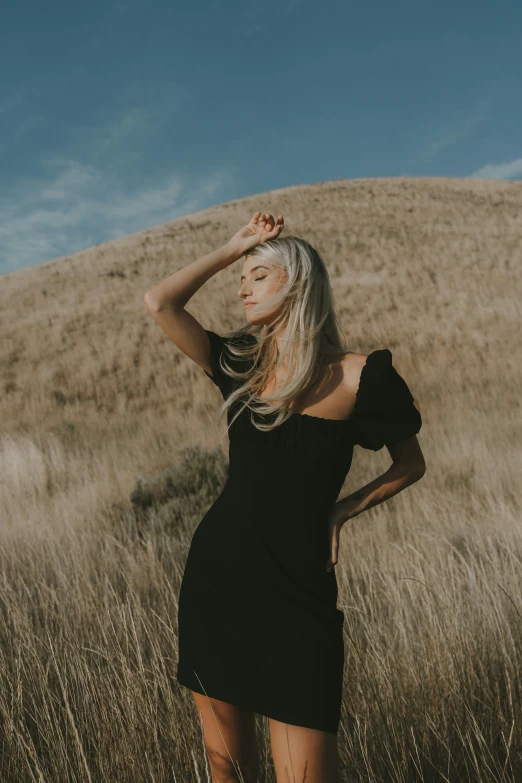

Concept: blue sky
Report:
left=1, top=0, right=521, bottom=275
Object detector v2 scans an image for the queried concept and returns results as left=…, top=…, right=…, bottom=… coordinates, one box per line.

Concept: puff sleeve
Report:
left=203, top=330, right=233, bottom=397
left=203, top=330, right=255, bottom=399
left=352, top=349, right=422, bottom=450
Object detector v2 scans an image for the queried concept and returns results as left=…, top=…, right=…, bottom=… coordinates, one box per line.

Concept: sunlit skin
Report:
left=238, top=253, right=290, bottom=355
left=238, top=255, right=288, bottom=323
left=191, top=690, right=343, bottom=783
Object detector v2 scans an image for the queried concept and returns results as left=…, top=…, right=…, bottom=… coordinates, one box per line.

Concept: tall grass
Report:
left=1, top=177, right=521, bottom=780
left=0, top=433, right=521, bottom=780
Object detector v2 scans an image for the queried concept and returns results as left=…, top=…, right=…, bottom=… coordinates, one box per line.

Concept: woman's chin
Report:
left=245, top=307, right=282, bottom=327
left=244, top=309, right=259, bottom=322
left=245, top=312, right=267, bottom=325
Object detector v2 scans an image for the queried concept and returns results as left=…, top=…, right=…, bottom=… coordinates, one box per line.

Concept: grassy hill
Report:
left=1, top=176, right=521, bottom=780
left=2, top=175, right=521, bottom=511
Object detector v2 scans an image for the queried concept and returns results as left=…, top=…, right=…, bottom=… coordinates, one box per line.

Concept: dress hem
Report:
left=176, top=668, right=340, bottom=736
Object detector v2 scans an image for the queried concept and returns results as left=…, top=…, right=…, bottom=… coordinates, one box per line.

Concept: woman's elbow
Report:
left=411, top=462, right=426, bottom=481
left=144, top=291, right=162, bottom=312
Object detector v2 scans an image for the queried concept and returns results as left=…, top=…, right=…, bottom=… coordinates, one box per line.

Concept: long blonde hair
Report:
left=216, top=235, right=353, bottom=435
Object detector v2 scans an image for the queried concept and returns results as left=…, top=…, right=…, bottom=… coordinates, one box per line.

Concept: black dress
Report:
left=176, top=330, right=422, bottom=734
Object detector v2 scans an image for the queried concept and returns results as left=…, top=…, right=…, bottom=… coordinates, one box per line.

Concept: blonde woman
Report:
left=144, top=212, right=426, bottom=783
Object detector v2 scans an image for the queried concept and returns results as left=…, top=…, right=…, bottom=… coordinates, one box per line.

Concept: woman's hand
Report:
left=326, top=500, right=358, bottom=572
left=229, top=212, right=284, bottom=256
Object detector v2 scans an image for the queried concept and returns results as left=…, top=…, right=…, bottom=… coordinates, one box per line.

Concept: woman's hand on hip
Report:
left=326, top=501, right=357, bottom=572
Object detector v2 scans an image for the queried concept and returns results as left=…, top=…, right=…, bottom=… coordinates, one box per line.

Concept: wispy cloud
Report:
left=413, top=99, right=489, bottom=165
left=0, top=79, right=186, bottom=163
left=83, top=81, right=187, bottom=162
left=0, top=158, right=233, bottom=275
left=0, top=79, right=207, bottom=274
left=470, top=157, right=522, bottom=180
left=95, top=106, right=151, bottom=149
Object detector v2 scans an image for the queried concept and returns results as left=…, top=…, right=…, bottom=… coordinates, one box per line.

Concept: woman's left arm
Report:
left=326, top=436, right=426, bottom=571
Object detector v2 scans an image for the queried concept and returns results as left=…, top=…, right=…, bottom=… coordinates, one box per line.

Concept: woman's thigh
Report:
left=191, top=691, right=260, bottom=780
left=268, top=717, right=342, bottom=783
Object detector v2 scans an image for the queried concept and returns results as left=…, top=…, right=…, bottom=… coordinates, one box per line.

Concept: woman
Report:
left=144, top=212, right=426, bottom=783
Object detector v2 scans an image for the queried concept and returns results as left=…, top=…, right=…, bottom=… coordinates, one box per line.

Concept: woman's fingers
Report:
left=250, top=211, right=262, bottom=226
left=326, top=523, right=339, bottom=571
left=252, top=211, right=284, bottom=238
left=263, top=214, right=283, bottom=235
left=271, top=216, right=284, bottom=235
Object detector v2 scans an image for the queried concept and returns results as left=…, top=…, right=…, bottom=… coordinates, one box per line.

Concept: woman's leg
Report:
left=268, top=717, right=342, bottom=783
left=191, top=691, right=260, bottom=783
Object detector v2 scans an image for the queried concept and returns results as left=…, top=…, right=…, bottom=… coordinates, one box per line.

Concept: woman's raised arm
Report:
left=143, top=211, right=284, bottom=374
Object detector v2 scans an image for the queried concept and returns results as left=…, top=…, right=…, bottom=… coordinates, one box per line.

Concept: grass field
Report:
left=1, top=176, right=521, bottom=781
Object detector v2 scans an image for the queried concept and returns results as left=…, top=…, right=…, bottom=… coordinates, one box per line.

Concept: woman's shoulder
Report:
left=342, top=348, right=397, bottom=382
left=340, top=351, right=370, bottom=393
left=341, top=347, right=405, bottom=404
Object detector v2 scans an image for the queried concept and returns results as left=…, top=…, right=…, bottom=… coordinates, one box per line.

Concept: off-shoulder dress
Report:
left=176, top=331, right=422, bottom=734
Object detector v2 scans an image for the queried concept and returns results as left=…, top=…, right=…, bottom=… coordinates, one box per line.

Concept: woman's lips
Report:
left=244, top=302, right=256, bottom=308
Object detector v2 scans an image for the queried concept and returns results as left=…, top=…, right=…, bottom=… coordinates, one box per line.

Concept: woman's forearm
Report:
left=144, top=239, right=244, bottom=311
left=334, top=462, right=424, bottom=524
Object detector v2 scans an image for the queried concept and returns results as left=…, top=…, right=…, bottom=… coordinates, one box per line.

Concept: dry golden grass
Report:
left=1, top=176, right=522, bottom=780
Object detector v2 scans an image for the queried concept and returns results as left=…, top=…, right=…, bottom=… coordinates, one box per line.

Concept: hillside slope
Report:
left=1, top=176, right=521, bottom=485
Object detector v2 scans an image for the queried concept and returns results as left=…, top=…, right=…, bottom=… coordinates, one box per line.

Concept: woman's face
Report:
left=237, top=255, right=288, bottom=326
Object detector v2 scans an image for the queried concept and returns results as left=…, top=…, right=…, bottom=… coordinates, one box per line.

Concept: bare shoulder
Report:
left=341, top=352, right=369, bottom=392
